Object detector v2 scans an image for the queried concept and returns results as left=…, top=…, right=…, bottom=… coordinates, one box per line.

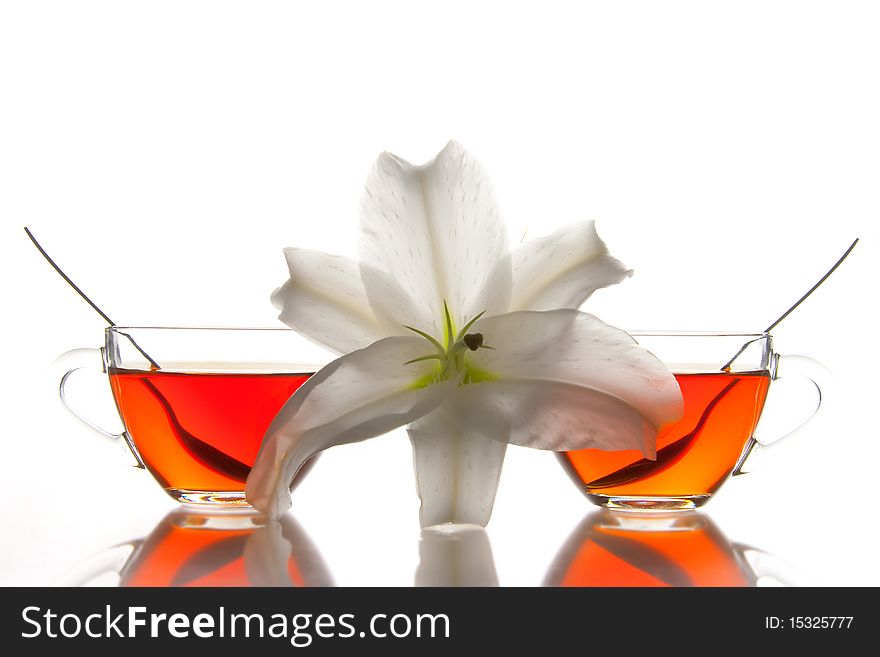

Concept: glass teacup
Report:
left=558, top=332, right=826, bottom=511
left=56, top=327, right=330, bottom=507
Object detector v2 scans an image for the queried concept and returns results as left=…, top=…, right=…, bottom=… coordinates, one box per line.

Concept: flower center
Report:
left=404, top=304, right=496, bottom=388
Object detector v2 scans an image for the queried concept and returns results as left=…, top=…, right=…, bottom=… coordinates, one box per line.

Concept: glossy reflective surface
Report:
left=62, top=510, right=334, bottom=587
left=544, top=510, right=805, bottom=587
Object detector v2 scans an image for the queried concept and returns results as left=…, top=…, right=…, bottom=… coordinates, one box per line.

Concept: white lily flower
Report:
left=247, top=141, right=683, bottom=526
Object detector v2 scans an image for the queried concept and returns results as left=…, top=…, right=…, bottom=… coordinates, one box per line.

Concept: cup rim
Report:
left=106, top=326, right=771, bottom=338
left=108, top=326, right=297, bottom=332
left=626, top=330, right=769, bottom=338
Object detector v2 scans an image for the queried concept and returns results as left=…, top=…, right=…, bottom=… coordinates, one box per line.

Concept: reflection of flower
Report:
left=416, top=525, right=498, bottom=587
left=247, top=141, right=683, bottom=525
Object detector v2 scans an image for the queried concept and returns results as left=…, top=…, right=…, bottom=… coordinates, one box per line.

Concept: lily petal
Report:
left=451, top=379, right=658, bottom=456
left=407, top=406, right=508, bottom=528
left=360, top=141, right=511, bottom=335
left=358, top=265, right=430, bottom=337
left=489, top=221, right=632, bottom=312
left=470, top=310, right=684, bottom=430
left=246, top=336, right=454, bottom=517
left=272, top=248, right=387, bottom=354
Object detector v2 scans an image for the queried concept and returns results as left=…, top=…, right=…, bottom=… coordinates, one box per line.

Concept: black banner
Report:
left=1, top=587, right=870, bottom=654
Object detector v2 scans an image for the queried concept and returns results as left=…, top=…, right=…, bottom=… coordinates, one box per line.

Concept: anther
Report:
left=463, top=333, right=484, bottom=351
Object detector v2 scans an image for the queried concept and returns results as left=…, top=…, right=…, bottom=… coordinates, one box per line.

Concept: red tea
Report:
left=108, top=369, right=312, bottom=498
left=546, top=515, right=753, bottom=587
left=122, top=523, right=273, bottom=587
left=558, top=371, right=770, bottom=505
left=118, top=514, right=332, bottom=587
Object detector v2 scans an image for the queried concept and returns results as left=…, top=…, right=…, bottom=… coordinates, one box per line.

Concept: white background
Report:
left=1, top=1, right=878, bottom=586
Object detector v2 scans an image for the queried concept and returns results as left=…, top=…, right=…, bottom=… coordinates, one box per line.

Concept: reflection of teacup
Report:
left=61, top=509, right=334, bottom=587
left=57, top=327, right=329, bottom=506
left=544, top=510, right=808, bottom=587
left=558, top=333, right=825, bottom=510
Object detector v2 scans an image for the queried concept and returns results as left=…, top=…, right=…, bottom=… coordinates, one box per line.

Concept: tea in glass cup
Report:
left=57, top=327, right=330, bottom=507
left=558, top=333, right=824, bottom=511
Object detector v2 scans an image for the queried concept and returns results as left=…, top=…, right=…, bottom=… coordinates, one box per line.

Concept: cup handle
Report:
left=733, top=354, right=830, bottom=475
left=56, top=542, right=141, bottom=587
left=54, top=347, right=123, bottom=439
left=54, top=348, right=144, bottom=468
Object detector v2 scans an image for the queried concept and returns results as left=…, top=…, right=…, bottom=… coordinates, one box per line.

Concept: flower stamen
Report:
left=403, top=324, right=445, bottom=354
left=443, top=300, right=455, bottom=349
left=401, top=306, right=495, bottom=383
left=403, top=353, right=444, bottom=365
left=456, top=310, right=486, bottom=341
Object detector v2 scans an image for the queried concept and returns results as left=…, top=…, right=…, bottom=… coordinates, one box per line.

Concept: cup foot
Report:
left=586, top=494, right=711, bottom=511
left=166, top=488, right=253, bottom=508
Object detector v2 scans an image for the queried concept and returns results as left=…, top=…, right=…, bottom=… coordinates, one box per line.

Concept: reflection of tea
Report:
left=122, top=520, right=268, bottom=587
left=545, top=512, right=756, bottom=587
left=558, top=371, right=770, bottom=508
left=76, top=512, right=336, bottom=587
left=109, top=369, right=312, bottom=503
